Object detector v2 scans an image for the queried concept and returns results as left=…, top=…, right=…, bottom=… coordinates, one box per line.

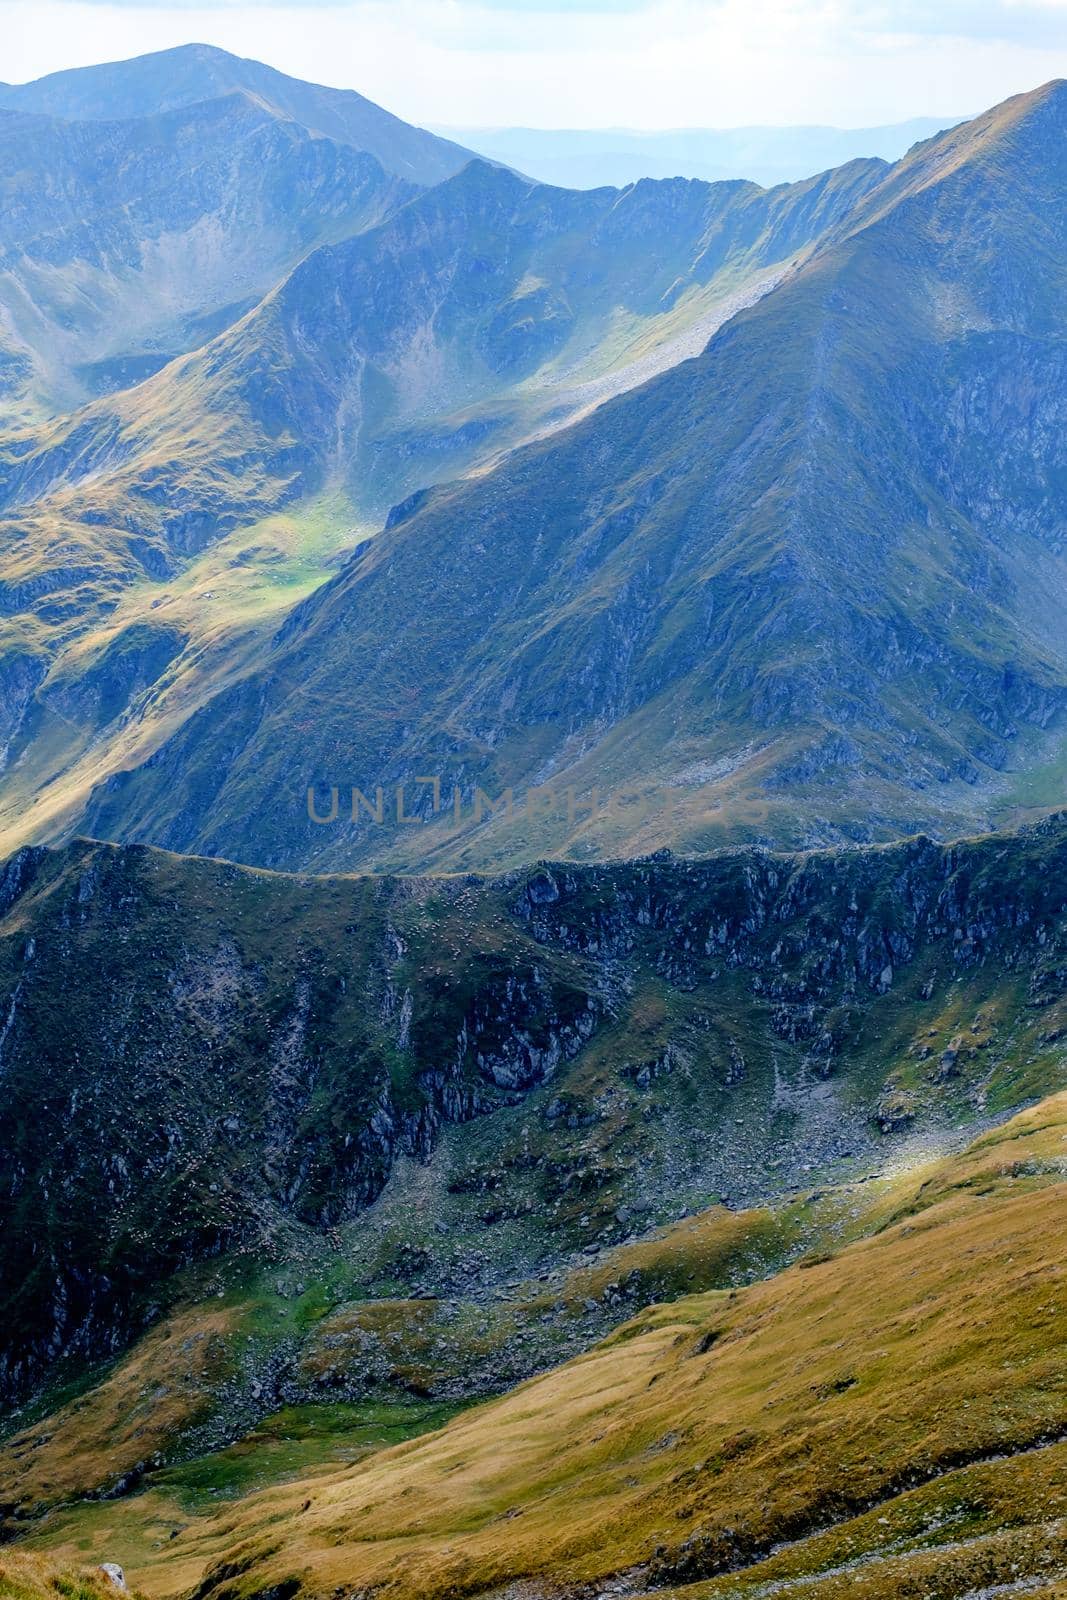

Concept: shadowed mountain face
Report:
left=0, top=43, right=475, bottom=184
left=80, top=82, right=1067, bottom=871
left=1, top=815, right=1065, bottom=1397
left=0, top=93, right=415, bottom=422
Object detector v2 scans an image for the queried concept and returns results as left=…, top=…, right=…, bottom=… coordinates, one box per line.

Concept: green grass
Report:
left=152, top=1400, right=468, bottom=1511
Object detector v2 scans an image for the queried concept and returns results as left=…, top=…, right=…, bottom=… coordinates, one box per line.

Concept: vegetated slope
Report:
left=0, top=95, right=414, bottom=423
left=80, top=81, right=1067, bottom=872
left=165, top=1181, right=1067, bottom=1600
left=0, top=813, right=1064, bottom=1406
left=0, top=153, right=885, bottom=853
left=15, top=1101, right=1067, bottom=1600
left=4, top=1090, right=1063, bottom=1547
left=0, top=44, right=475, bottom=186
left=0, top=1549, right=140, bottom=1600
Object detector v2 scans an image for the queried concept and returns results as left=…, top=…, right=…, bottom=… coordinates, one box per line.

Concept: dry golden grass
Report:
left=0, top=1548, right=143, bottom=1600
left=0, top=1306, right=242, bottom=1514
left=85, top=1135, right=1065, bottom=1599
left=15, top=1097, right=1067, bottom=1600
left=660, top=1427, right=1067, bottom=1596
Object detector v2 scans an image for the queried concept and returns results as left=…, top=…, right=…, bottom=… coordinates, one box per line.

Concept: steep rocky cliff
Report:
left=1, top=816, right=1064, bottom=1403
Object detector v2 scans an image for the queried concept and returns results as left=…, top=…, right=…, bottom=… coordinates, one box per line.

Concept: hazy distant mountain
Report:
left=0, top=43, right=476, bottom=184
left=0, top=43, right=484, bottom=424
left=81, top=83, right=1067, bottom=869
left=434, top=117, right=964, bottom=189
left=0, top=93, right=414, bottom=421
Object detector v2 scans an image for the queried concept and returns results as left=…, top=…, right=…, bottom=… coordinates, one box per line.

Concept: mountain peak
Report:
left=153, top=41, right=238, bottom=61
left=957, top=74, right=1066, bottom=146
left=0, top=43, right=477, bottom=184
left=827, top=75, right=1067, bottom=252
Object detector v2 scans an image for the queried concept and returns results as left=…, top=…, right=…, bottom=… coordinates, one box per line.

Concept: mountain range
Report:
left=0, top=43, right=1066, bottom=1600
left=0, top=48, right=478, bottom=429
left=0, top=64, right=893, bottom=862
left=68, top=78, right=1067, bottom=872
left=436, top=116, right=963, bottom=189
left=0, top=44, right=473, bottom=184
left=0, top=45, right=491, bottom=436
left=0, top=56, right=1063, bottom=873
left=0, top=94, right=416, bottom=425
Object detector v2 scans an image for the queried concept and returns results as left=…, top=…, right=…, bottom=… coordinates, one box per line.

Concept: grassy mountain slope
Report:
left=0, top=154, right=885, bottom=858
left=0, top=813, right=1064, bottom=1406
left=0, top=44, right=475, bottom=186
left=5, top=1089, right=1064, bottom=1526
left=9, top=1094, right=1067, bottom=1600
left=153, top=1174, right=1067, bottom=1600
left=0, top=1550, right=140, bottom=1600
left=0, top=94, right=414, bottom=423
left=81, top=82, right=1067, bottom=871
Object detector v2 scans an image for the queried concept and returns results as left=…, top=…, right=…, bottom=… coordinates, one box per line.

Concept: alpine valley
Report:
left=0, top=41, right=1065, bottom=1600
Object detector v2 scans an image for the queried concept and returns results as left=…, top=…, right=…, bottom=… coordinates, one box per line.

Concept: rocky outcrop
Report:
left=0, top=818, right=1065, bottom=1400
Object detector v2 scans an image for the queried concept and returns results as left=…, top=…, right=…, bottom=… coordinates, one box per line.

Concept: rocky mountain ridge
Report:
left=0, top=43, right=475, bottom=185
left=1, top=813, right=1064, bottom=1404
left=77, top=81, right=1067, bottom=870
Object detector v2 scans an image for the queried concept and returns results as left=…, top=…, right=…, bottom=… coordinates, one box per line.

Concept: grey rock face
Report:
left=0, top=817, right=1063, bottom=1398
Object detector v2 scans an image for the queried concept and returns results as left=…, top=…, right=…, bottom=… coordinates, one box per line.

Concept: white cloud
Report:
left=1, top=0, right=1064, bottom=125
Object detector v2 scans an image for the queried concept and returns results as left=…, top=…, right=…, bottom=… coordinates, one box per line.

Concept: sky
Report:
left=2, top=0, right=1066, bottom=128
